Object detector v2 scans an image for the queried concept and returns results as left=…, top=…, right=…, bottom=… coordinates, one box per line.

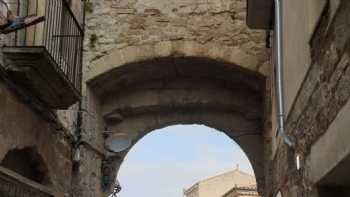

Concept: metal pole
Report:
left=274, top=0, right=294, bottom=148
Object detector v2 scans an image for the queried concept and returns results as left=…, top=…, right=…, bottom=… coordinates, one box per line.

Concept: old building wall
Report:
left=0, top=0, right=84, bottom=196
left=82, top=53, right=268, bottom=194
left=81, top=0, right=270, bottom=196
left=268, top=1, right=350, bottom=197
left=83, top=0, right=268, bottom=75
left=0, top=1, right=85, bottom=194
left=82, top=0, right=269, bottom=161
left=72, top=86, right=106, bottom=197
left=0, top=77, right=74, bottom=195
left=80, top=0, right=350, bottom=197
left=281, top=0, right=341, bottom=114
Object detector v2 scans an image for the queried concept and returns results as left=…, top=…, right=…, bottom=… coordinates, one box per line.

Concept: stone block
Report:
left=154, top=41, right=173, bottom=57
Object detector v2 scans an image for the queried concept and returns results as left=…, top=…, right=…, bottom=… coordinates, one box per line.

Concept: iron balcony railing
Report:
left=5, top=0, right=84, bottom=94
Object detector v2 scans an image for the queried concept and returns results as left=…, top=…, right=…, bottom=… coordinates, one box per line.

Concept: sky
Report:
left=117, top=125, right=254, bottom=197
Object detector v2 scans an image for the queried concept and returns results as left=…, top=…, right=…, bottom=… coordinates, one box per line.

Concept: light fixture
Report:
left=105, top=133, right=131, bottom=153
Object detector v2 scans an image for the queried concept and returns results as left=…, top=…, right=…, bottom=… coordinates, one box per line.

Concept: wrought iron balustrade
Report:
left=2, top=0, right=85, bottom=108
left=5, top=0, right=84, bottom=94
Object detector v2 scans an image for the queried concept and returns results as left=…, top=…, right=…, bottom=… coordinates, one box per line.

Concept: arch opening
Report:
left=86, top=55, right=267, bottom=194
left=117, top=124, right=258, bottom=197
left=0, top=147, right=51, bottom=185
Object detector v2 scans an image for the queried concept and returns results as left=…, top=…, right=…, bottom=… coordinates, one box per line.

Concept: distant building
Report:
left=222, top=186, right=260, bottom=197
left=183, top=168, right=259, bottom=197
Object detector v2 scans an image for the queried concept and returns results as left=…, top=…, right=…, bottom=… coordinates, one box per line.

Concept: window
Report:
left=1, top=147, right=50, bottom=185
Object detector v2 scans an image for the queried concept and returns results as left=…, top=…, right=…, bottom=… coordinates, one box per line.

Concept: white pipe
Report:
left=274, top=0, right=294, bottom=148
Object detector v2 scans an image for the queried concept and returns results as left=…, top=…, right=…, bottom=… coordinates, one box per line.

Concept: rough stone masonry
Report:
left=84, top=0, right=268, bottom=73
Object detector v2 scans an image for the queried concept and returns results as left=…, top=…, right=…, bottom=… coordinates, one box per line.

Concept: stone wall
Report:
left=0, top=2, right=84, bottom=195
left=80, top=0, right=350, bottom=197
left=72, top=145, right=105, bottom=197
left=267, top=1, right=350, bottom=196
left=81, top=1, right=269, bottom=196
left=83, top=0, right=268, bottom=72
left=0, top=78, right=73, bottom=196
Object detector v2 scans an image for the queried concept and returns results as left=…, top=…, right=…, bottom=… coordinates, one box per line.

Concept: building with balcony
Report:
left=2, top=0, right=84, bottom=109
left=0, top=0, right=350, bottom=196
left=0, top=0, right=85, bottom=196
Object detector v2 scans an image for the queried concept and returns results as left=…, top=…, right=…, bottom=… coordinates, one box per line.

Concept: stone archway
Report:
left=84, top=41, right=269, bottom=83
left=111, top=113, right=264, bottom=191
left=117, top=124, right=260, bottom=197
left=84, top=52, right=268, bottom=194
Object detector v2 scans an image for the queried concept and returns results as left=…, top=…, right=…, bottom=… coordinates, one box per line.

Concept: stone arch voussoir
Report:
left=83, top=41, right=268, bottom=195
left=85, top=41, right=268, bottom=83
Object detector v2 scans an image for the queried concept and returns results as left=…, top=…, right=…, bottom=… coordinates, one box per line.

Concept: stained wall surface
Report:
left=83, top=0, right=269, bottom=77
left=0, top=79, right=73, bottom=196
left=81, top=1, right=269, bottom=196
left=0, top=1, right=85, bottom=196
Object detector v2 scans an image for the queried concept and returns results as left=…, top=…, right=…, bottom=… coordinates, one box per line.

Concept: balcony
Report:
left=1, top=0, right=84, bottom=109
left=0, top=166, right=55, bottom=197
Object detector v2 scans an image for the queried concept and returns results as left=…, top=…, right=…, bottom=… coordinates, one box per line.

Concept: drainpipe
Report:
left=274, top=0, right=294, bottom=148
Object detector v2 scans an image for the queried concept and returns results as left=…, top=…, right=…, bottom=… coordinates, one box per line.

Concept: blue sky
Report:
left=117, top=125, right=254, bottom=197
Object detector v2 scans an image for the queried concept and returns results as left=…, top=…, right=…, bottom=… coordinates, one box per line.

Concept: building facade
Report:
left=222, top=186, right=260, bottom=197
left=81, top=0, right=350, bottom=196
left=183, top=169, right=257, bottom=197
left=0, top=0, right=349, bottom=197
left=0, top=0, right=87, bottom=196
